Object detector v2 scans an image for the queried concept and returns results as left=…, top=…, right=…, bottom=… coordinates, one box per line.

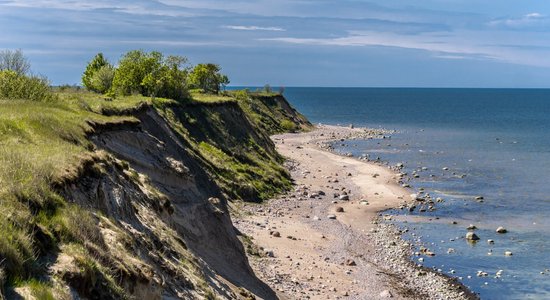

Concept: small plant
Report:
left=280, top=119, right=297, bottom=132
left=27, top=279, right=56, bottom=300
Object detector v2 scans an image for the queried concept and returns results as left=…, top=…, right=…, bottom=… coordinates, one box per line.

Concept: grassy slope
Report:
left=0, top=95, right=142, bottom=298
left=0, top=89, right=309, bottom=297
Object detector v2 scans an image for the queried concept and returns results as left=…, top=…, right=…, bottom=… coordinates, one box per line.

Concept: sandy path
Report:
left=234, top=125, right=475, bottom=300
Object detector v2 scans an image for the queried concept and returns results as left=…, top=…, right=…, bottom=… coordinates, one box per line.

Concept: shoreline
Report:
left=234, top=125, right=478, bottom=299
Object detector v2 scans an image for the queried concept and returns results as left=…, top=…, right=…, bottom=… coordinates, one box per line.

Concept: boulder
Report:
left=465, top=232, right=480, bottom=241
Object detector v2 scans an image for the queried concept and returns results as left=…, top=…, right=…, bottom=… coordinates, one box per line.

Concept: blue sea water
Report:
left=280, top=87, right=550, bottom=300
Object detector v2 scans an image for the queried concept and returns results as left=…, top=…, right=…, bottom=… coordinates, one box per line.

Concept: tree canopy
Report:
left=81, top=50, right=230, bottom=100
left=111, top=50, right=189, bottom=101
left=188, top=63, right=229, bottom=94
left=0, top=49, right=30, bottom=75
left=82, top=53, right=112, bottom=93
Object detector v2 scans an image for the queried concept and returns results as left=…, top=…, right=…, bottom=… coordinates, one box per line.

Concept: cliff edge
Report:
left=0, top=90, right=311, bottom=299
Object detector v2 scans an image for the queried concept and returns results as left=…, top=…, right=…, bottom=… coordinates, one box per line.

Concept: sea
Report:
left=276, top=87, right=550, bottom=300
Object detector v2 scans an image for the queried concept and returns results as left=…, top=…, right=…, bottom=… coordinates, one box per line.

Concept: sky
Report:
left=1, top=0, right=550, bottom=87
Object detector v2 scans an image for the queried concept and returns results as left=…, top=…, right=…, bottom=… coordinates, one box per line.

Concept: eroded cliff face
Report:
left=34, top=95, right=308, bottom=300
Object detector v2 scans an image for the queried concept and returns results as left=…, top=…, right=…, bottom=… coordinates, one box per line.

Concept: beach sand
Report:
left=234, top=125, right=476, bottom=299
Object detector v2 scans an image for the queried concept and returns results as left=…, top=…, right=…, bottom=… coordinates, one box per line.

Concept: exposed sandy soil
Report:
left=234, top=125, right=476, bottom=300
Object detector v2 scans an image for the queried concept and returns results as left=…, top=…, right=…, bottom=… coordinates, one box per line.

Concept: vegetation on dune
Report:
left=0, top=48, right=310, bottom=298
left=188, top=63, right=229, bottom=94
left=82, top=50, right=231, bottom=102
left=0, top=71, right=55, bottom=102
left=111, top=50, right=190, bottom=101
left=82, top=53, right=114, bottom=94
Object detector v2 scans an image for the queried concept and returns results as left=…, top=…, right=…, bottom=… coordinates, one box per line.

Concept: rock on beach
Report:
left=466, top=232, right=480, bottom=241
left=496, top=226, right=507, bottom=233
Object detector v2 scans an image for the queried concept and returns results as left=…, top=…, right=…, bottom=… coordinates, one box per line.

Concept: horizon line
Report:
left=227, top=85, right=550, bottom=90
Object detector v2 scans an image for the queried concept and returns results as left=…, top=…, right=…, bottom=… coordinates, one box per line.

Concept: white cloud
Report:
left=223, top=25, right=285, bottom=32
left=488, top=12, right=549, bottom=29
left=0, top=0, right=197, bottom=17
left=261, top=29, right=550, bottom=67
left=117, top=40, right=227, bottom=47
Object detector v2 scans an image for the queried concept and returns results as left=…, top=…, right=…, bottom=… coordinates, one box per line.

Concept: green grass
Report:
left=0, top=86, right=307, bottom=295
left=0, top=95, right=137, bottom=284
left=27, top=279, right=56, bottom=300
left=190, top=90, right=235, bottom=103
left=198, top=141, right=291, bottom=201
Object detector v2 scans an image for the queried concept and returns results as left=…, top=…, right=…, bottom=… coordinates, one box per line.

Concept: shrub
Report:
left=233, top=89, right=249, bottom=101
left=0, top=70, right=54, bottom=101
left=280, top=119, right=297, bottom=132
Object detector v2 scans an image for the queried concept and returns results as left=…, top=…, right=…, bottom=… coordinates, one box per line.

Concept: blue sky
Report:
left=2, top=0, right=550, bottom=87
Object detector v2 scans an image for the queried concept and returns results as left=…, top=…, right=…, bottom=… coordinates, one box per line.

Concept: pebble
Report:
left=327, top=214, right=337, bottom=220
left=339, top=195, right=350, bottom=201
left=336, top=207, right=344, bottom=213
left=496, top=226, right=507, bottom=234
left=477, top=271, right=488, bottom=277
left=272, top=231, right=281, bottom=237
left=345, top=259, right=356, bottom=266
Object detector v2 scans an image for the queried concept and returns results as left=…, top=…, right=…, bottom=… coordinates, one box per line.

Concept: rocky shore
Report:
left=234, top=125, right=478, bottom=299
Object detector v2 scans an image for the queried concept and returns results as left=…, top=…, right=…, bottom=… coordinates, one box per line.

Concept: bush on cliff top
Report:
left=0, top=70, right=55, bottom=102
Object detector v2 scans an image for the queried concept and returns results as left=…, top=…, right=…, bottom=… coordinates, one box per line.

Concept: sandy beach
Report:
left=234, top=125, right=477, bottom=299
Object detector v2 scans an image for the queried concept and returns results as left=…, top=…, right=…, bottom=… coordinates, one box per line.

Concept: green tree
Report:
left=111, top=50, right=189, bottom=100
left=89, top=65, right=115, bottom=94
left=188, top=63, right=229, bottom=94
left=0, top=49, right=30, bottom=75
left=82, top=53, right=111, bottom=93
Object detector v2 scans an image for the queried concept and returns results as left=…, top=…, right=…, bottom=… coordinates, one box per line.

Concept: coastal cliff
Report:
left=0, top=90, right=311, bottom=299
